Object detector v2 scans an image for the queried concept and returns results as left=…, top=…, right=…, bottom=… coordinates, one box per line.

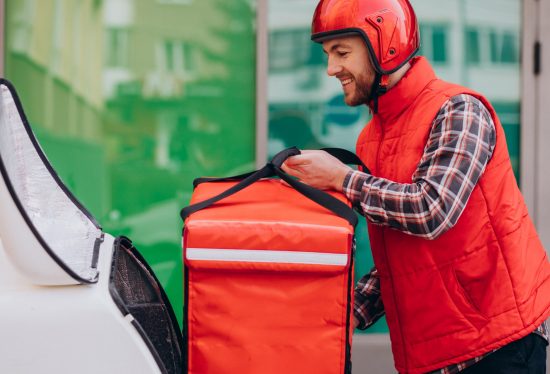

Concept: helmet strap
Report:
left=370, top=73, right=389, bottom=114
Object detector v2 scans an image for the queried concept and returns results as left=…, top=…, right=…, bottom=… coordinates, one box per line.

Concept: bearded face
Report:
left=323, top=35, right=376, bottom=107
left=341, top=67, right=374, bottom=106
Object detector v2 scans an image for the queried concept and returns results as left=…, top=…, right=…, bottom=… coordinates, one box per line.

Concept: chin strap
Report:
left=370, top=73, right=390, bottom=114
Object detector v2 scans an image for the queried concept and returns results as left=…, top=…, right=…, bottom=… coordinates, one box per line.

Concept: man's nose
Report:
left=326, top=58, right=342, bottom=76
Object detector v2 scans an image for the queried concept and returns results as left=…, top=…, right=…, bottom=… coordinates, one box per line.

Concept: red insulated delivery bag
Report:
left=180, top=147, right=367, bottom=374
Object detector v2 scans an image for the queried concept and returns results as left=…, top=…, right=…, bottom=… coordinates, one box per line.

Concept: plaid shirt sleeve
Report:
left=343, top=94, right=496, bottom=240
left=354, top=266, right=385, bottom=330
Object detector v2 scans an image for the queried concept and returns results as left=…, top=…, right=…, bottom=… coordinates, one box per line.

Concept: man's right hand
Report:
left=281, top=150, right=352, bottom=192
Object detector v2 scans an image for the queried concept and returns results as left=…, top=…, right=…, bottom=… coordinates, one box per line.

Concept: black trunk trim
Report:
left=109, top=236, right=184, bottom=374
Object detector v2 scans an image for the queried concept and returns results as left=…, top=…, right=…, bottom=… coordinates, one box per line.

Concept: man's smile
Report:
left=340, top=77, right=353, bottom=87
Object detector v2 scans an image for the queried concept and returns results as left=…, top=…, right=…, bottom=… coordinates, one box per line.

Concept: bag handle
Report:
left=321, top=147, right=370, bottom=174
left=191, top=147, right=302, bottom=187
left=180, top=147, right=363, bottom=227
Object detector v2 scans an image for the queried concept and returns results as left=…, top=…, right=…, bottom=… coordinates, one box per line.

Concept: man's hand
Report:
left=281, top=150, right=352, bottom=191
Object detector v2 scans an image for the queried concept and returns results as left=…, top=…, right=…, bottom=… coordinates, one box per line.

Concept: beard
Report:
left=344, top=72, right=373, bottom=107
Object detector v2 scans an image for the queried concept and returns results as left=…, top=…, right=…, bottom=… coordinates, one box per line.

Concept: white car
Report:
left=0, top=78, right=183, bottom=374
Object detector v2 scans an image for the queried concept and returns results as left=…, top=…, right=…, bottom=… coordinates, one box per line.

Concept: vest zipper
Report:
left=375, top=120, right=384, bottom=173
left=375, top=120, right=409, bottom=369
left=376, top=121, right=407, bottom=367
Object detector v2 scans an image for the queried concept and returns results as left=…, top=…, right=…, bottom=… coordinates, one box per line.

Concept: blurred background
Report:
left=1, top=2, right=548, bottom=358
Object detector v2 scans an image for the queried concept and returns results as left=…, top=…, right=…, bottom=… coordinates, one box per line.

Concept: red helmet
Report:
left=311, top=0, right=420, bottom=75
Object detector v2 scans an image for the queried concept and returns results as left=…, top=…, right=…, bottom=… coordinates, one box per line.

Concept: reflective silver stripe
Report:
left=186, top=248, right=348, bottom=266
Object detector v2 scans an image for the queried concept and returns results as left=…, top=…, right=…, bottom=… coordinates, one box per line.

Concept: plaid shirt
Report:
left=344, top=95, right=548, bottom=373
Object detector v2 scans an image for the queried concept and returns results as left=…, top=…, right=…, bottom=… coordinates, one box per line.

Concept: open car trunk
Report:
left=0, top=78, right=183, bottom=373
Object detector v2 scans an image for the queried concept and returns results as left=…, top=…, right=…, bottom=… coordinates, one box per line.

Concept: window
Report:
left=500, top=32, right=519, bottom=63
left=269, top=29, right=311, bottom=71
left=105, top=28, right=128, bottom=68
left=489, top=31, right=499, bottom=64
left=469, top=28, right=519, bottom=66
left=465, top=28, right=481, bottom=65
left=160, top=40, right=197, bottom=75
left=10, top=0, right=34, bottom=54
left=418, top=23, right=449, bottom=65
left=51, top=0, right=64, bottom=74
left=490, top=30, right=519, bottom=64
left=431, top=26, right=447, bottom=63
left=307, top=42, right=326, bottom=67
left=157, top=0, right=193, bottom=4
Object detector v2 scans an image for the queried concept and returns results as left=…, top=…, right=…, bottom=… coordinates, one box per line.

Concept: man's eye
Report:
left=338, top=51, right=349, bottom=57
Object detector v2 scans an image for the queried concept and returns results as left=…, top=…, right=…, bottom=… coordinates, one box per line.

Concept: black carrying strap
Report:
left=321, top=147, right=371, bottom=174
left=193, top=170, right=258, bottom=188
left=191, top=147, right=303, bottom=187
left=180, top=147, right=364, bottom=227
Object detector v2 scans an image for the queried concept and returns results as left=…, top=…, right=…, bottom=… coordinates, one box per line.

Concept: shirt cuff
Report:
left=353, top=308, right=368, bottom=330
left=343, top=170, right=368, bottom=206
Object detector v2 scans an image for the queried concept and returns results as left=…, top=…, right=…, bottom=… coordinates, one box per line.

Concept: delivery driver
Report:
left=281, top=0, right=550, bottom=373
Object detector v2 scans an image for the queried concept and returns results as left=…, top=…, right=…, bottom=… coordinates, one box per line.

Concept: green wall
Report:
left=4, top=0, right=256, bottom=327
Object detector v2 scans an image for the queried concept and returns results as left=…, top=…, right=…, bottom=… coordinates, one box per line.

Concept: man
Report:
left=281, top=0, right=550, bottom=373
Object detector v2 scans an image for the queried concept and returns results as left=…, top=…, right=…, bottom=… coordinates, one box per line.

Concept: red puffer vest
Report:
left=356, top=57, right=550, bottom=374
